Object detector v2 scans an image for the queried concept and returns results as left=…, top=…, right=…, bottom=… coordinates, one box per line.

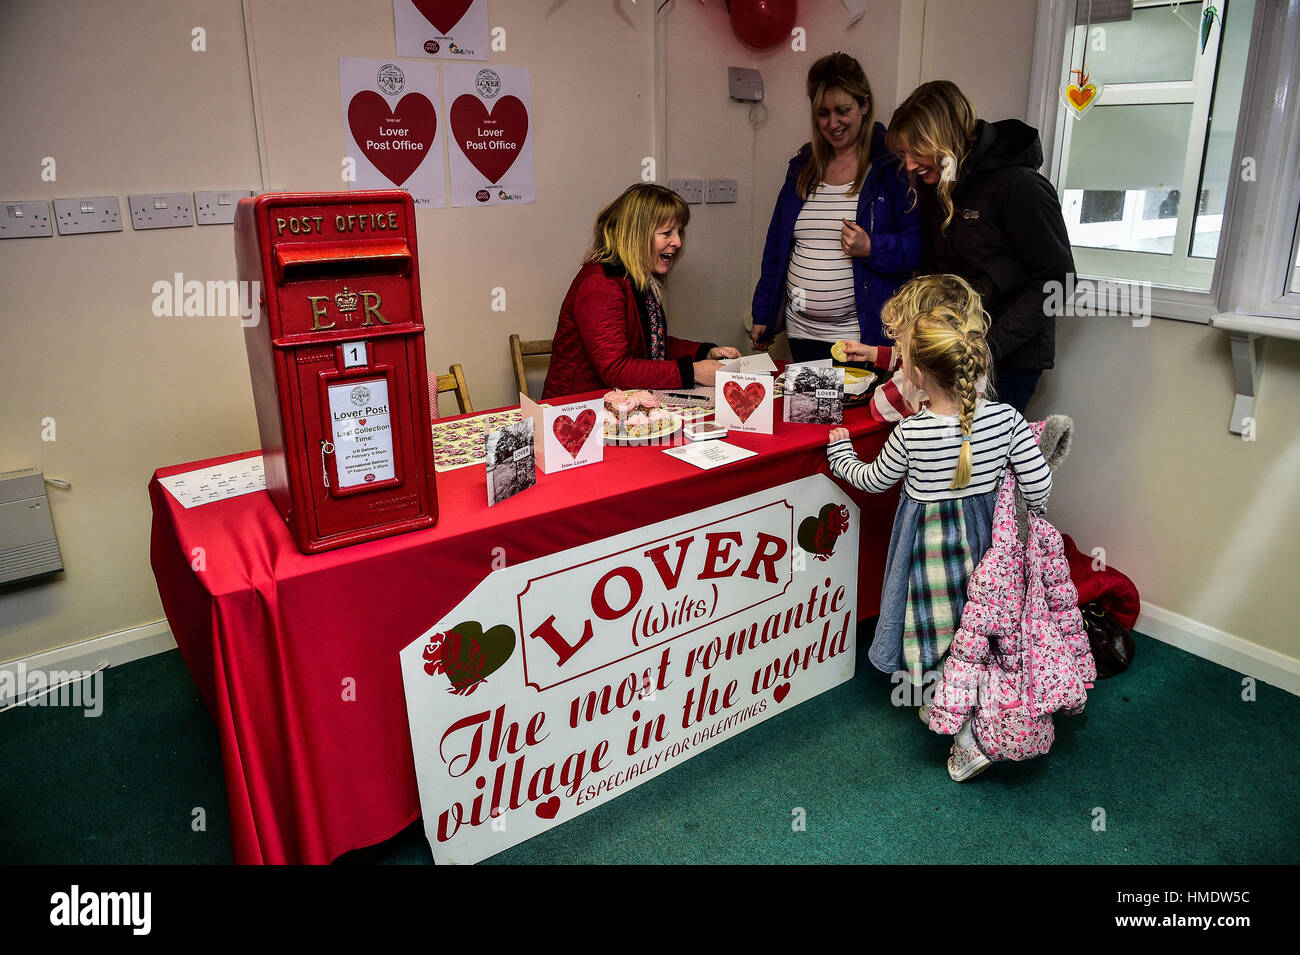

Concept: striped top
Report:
left=784, top=181, right=861, bottom=341
left=827, top=401, right=1052, bottom=506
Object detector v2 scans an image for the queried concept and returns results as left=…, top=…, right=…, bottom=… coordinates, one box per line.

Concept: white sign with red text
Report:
left=340, top=57, right=446, bottom=208
left=394, top=0, right=489, bottom=60
left=444, top=63, right=535, bottom=207
left=399, top=474, right=859, bottom=864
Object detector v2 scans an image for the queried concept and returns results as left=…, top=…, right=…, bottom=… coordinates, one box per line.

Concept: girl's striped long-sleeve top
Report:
left=827, top=400, right=1052, bottom=507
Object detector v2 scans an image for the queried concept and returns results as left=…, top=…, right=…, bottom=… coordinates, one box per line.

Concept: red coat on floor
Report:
left=541, top=262, right=707, bottom=399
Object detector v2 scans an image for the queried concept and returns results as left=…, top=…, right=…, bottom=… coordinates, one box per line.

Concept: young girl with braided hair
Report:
left=827, top=274, right=1052, bottom=780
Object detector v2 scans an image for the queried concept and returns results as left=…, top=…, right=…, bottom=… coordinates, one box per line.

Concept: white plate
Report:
left=603, top=412, right=683, bottom=446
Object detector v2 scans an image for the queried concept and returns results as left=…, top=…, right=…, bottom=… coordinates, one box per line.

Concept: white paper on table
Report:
left=718, top=352, right=779, bottom=374
left=662, top=440, right=757, bottom=471
left=159, top=456, right=265, bottom=509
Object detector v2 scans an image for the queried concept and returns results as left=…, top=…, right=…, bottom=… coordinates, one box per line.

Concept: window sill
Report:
left=1209, top=311, right=1300, bottom=434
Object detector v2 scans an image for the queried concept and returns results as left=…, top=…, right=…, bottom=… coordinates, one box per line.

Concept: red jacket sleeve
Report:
left=572, top=275, right=691, bottom=390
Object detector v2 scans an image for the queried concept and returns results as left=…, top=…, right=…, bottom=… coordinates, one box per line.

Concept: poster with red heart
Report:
left=713, top=370, right=774, bottom=434
left=444, top=63, right=535, bottom=206
left=519, top=393, right=603, bottom=473
left=394, top=0, right=488, bottom=60
left=399, top=473, right=859, bottom=864
left=340, top=58, right=445, bottom=207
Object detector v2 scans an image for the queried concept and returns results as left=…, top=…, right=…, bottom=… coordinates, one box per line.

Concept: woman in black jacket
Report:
left=886, top=80, right=1075, bottom=412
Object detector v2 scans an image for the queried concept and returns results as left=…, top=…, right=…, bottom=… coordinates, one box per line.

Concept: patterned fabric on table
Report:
left=902, top=498, right=974, bottom=684
left=644, top=291, right=667, bottom=360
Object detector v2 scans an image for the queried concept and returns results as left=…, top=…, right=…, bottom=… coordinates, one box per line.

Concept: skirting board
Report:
left=0, top=621, right=176, bottom=708
left=3, top=608, right=1297, bottom=706
left=1136, top=604, right=1300, bottom=698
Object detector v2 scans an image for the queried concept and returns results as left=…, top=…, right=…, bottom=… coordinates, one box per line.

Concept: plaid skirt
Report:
left=868, top=488, right=997, bottom=685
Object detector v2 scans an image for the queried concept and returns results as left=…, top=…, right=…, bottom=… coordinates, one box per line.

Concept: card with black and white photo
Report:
left=485, top=419, right=536, bottom=506
left=782, top=361, right=845, bottom=425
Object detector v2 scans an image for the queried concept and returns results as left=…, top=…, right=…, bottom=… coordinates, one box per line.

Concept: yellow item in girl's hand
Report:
left=831, top=341, right=849, bottom=363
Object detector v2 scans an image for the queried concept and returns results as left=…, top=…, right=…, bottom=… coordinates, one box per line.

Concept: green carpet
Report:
left=2, top=630, right=1296, bottom=865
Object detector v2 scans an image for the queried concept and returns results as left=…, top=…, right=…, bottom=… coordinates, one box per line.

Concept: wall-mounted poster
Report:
left=444, top=64, right=535, bottom=207
left=340, top=58, right=446, bottom=208
left=394, top=0, right=489, bottom=60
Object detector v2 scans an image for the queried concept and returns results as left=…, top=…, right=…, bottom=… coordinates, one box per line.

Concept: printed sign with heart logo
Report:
left=422, top=620, right=516, bottom=696
left=410, top=0, right=474, bottom=34
left=797, top=503, right=852, bottom=562
left=450, top=94, right=529, bottom=184
left=347, top=91, right=437, bottom=186
left=552, top=409, right=596, bottom=458
left=723, top=381, right=766, bottom=423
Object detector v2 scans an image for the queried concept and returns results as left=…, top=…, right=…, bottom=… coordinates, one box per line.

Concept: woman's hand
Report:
left=693, top=360, right=726, bottom=386
left=749, top=324, right=769, bottom=351
left=708, top=346, right=742, bottom=360
left=828, top=427, right=851, bottom=444
left=841, top=219, right=871, bottom=257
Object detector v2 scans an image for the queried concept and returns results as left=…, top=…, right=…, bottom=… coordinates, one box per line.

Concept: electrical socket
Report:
left=668, top=178, right=704, bottom=204
left=127, top=193, right=194, bottom=230
left=53, top=197, right=123, bottom=235
left=705, top=178, right=738, bottom=203
left=0, top=201, right=53, bottom=239
left=195, top=190, right=255, bottom=225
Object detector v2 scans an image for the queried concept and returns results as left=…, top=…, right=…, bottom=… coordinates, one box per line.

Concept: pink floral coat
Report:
left=928, top=422, right=1097, bottom=760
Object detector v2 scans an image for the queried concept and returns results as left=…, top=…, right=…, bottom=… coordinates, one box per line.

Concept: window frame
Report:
left=1029, top=0, right=1300, bottom=323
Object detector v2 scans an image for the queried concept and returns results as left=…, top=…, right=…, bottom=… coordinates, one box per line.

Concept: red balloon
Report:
left=726, top=0, right=797, bottom=50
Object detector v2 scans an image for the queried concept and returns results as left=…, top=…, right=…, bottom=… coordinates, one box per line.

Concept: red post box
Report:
left=234, top=190, right=438, bottom=553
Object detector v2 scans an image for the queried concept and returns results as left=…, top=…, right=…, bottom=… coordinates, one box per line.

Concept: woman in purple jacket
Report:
left=750, top=52, right=920, bottom=362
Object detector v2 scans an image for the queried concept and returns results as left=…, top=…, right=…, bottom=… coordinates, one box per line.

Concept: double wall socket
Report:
left=706, top=178, right=738, bottom=203
left=668, top=178, right=703, bottom=204
left=195, top=190, right=255, bottom=225
left=53, top=197, right=122, bottom=235
left=128, top=193, right=194, bottom=230
left=0, top=201, right=53, bottom=239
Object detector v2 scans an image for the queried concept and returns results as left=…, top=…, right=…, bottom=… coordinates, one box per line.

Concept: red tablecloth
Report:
left=149, top=398, right=897, bottom=864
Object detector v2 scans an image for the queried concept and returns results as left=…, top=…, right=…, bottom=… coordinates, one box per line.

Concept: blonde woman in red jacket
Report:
left=542, top=183, right=740, bottom=400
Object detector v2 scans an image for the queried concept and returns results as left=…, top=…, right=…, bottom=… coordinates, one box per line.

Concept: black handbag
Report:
left=1080, top=602, right=1135, bottom=679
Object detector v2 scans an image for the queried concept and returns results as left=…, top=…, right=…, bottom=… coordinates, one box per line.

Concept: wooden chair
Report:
left=509, top=334, right=553, bottom=399
left=434, top=363, right=474, bottom=415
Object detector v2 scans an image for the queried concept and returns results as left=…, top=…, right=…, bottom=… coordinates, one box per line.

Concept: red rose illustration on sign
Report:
left=552, top=410, right=595, bottom=458
left=423, top=620, right=516, bottom=695
left=450, top=94, right=529, bottom=184
left=411, top=0, right=474, bottom=34
left=797, top=503, right=851, bottom=561
left=723, top=381, right=766, bottom=423
left=347, top=91, right=437, bottom=186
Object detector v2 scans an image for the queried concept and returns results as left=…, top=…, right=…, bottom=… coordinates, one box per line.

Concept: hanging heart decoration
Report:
left=1060, top=68, right=1102, bottom=119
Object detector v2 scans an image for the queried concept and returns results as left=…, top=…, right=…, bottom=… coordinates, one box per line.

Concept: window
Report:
left=1031, top=0, right=1300, bottom=320
left=1053, top=0, right=1255, bottom=290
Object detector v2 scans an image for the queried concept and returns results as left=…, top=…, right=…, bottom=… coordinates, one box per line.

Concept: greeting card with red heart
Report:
left=723, top=381, right=766, bottom=423
left=410, top=0, right=474, bottom=34
left=347, top=91, right=437, bottom=186
left=450, top=93, right=529, bottom=184
left=552, top=409, right=596, bottom=458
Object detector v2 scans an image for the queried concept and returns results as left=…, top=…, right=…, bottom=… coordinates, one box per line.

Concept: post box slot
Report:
left=275, top=239, right=412, bottom=283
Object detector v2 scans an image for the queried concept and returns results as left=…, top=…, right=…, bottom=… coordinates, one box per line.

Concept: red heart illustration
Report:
left=535, top=796, right=561, bottom=819
left=410, top=0, right=474, bottom=34
left=774, top=682, right=791, bottom=704
left=347, top=91, right=437, bottom=187
left=723, top=381, right=767, bottom=423
left=552, top=410, right=596, bottom=458
left=358, top=418, right=367, bottom=426
left=450, top=94, right=529, bottom=184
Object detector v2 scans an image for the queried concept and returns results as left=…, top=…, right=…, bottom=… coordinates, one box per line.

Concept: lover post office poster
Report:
left=443, top=63, right=535, bottom=207
left=394, top=0, right=489, bottom=60
left=340, top=57, right=446, bottom=208
left=399, top=474, right=860, bottom=864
